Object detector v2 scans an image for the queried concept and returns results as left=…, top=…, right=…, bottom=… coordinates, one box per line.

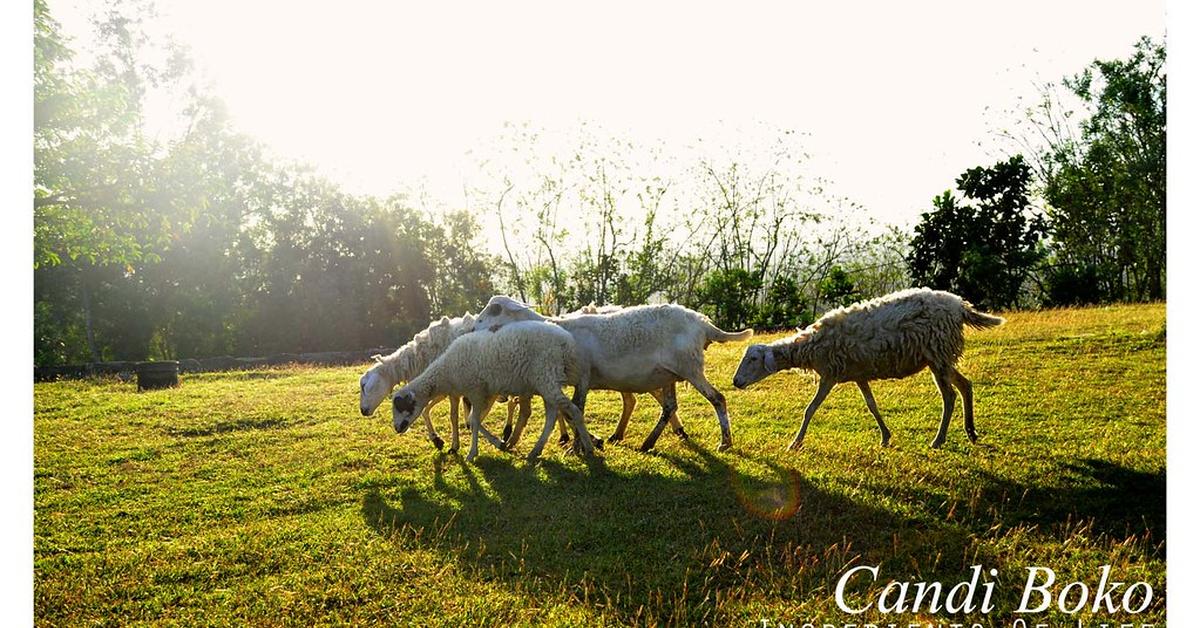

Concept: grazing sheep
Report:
left=391, top=321, right=592, bottom=463
left=499, top=303, right=689, bottom=447
left=359, top=313, right=479, bottom=451
left=731, top=287, right=1005, bottom=450
left=475, top=296, right=752, bottom=452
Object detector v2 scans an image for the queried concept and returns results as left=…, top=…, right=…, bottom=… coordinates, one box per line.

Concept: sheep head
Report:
left=359, top=362, right=393, bottom=416
left=473, top=295, right=546, bottom=332
left=733, top=344, right=778, bottom=389
left=390, top=388, right=428, bottom=434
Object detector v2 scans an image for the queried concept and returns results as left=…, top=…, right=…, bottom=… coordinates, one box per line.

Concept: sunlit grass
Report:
left=34, top=303, right=1165, bottom=626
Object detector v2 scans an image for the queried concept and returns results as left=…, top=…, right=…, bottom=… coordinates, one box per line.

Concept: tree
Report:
left=818, top=266, right=859, bottom=307
left=696, top=267, right=762, bottom=331
left=907, top=156, right=1046, bottom=309
left=34, top=0, right=199, bottom=361
left=756, top=275, right=808, bottom=330
left=1041, top=37, right=1166, bottom=302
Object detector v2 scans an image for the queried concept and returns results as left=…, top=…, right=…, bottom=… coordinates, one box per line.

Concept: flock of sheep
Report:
left=358, top=287, right=1005, bottom=462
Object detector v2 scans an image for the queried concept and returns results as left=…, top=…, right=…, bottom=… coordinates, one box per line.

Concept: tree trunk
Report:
left=79, top=266, right=100, bottom=363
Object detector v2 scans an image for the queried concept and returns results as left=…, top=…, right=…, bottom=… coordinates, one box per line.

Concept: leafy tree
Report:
left=818, top=265, right=859, bottom=307
left=429, top=210, right=499, bottom=317
left=34, top=0, right=202, bottom=361
left=907, top=156, right=1046, bottom=309
left=1040, top=37, right=1166, bottom=302
left=755, top=275, right=808, bottom=330
left=696, top=267, right=762, bottom=330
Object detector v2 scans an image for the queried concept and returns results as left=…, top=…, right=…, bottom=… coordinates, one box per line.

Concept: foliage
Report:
left=817, top=265, right=858, bottom=308
left=32, top=4, right=496, bottom=365
left=1000, top=37, right=1166, bottom=305
left=756, top=275, right=809, bottom=330
left=695, top=267, right=762, bottom=331
left=907, top=156, right=1046, bottom=309
left=37, top=3, right=1165, bottom=366
left=1041, top=37, right=1166, bottom=302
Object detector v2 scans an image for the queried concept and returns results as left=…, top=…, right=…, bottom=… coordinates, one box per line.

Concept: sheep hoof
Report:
left=717, top=441, right=732, bottom=452
left=787, top=440, right=804, bottom=452
left=448, top=447, right=458, bottom=455
left=431, top=436, right=444, bottom=451
left=591, top=435, right=604, bottom=450
left=673, top=427, right=690, bottom=440
left=525, top=451, right=541, bottom=462
left=606, top=433, right=624, bottom=444
left=930, top=439, right=946, bottom=449
left=638, top=440, right=655, bottom=453
left=967, top=431, right=978, bottom=443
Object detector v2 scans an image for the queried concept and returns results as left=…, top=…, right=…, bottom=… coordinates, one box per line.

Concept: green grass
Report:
left=34, top=304, right=1166, bottom=626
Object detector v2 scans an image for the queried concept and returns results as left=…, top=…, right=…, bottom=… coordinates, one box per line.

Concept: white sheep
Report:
left=731, top=287, right=1005, bottom=450
left=359, top=312, right=478, bottom=451
left=499, top=303, right=690, bottom=447
left=390, top=320, right=592, bottom=463
left=475, top=296, right=753, bottom=452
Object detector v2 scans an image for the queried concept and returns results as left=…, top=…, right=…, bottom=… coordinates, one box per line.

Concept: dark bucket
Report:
left=137, top=361, right=180, bottom=391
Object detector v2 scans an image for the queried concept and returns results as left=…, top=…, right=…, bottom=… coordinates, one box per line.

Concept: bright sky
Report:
left=48, top=0, right=1164, bottom=228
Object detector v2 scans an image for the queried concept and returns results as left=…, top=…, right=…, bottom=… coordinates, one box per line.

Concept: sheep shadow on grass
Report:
left=976, top=458, right=1165, bottom=557
left=360, top=444, right=994, bottom=625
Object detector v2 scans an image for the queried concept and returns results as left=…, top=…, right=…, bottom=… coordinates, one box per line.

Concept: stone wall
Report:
left=33, top=348, right=395, bottom=382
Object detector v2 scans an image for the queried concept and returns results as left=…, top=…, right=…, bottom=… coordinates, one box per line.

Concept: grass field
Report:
left=34, top=304, right=1166, bottom=626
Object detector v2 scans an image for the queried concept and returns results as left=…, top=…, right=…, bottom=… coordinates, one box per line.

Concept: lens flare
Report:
left=732, top=467, right=803, bottom=521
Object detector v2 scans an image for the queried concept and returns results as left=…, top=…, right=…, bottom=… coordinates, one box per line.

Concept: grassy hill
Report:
left=34, top=303, right=1166, bottom=626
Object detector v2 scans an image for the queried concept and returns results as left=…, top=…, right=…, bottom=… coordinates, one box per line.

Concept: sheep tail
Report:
left=962, top=303, right=1005, bottom=329
left=704, top=321, right=755, bottom=343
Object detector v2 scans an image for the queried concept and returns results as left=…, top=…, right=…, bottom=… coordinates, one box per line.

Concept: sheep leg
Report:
left=930, top=368, right=958, bottom=449
left=528, top=397, right=561, bottom=461
left=558, top=395, right=595, bottom=456
left=607, top=392, right=638, bottom=443
left=684, top=373, right=733, bottom=451
left=465, top=397, right=500, bottom=463
left=856, top=381, right=891, bottom=447
left=557, top=412, right=572, bottom=447
left=657, top=388, right=688, bottom=440
left=639, top=383, right=678, bottom=452
left=504, top=396, right=533, bottom=450
left=422, top=394, right=449, bottom=450
left=502, top=397, right=518, bottom=442
left=790, top=377, right=835, bottom=451
left=421, top=406, right=443, bottom=451
left=637, top=388, right=687, bottom=440
left=447, top=395, right=461, bottom=453
left=465, top=400, right=483, bottom=463
left=951, top=368, right=977, bottom=443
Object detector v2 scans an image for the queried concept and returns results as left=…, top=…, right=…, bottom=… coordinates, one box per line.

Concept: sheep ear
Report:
left=439, top=316, right=450, bottom=326
left=371, top=354, right=384, bottom=364
left=392, top=391, right=416, bottom=414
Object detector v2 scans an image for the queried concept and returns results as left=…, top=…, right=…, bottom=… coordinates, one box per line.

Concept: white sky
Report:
left=48, top=0, right=1164, bottom=228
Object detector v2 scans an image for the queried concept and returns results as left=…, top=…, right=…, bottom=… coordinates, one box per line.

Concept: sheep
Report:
left=731, top=287, right=1005, bottom=450
left=358, top=312, right=479, bottom=452
left=499, top=303, right=690, bottom=447
left=390, top=320, right=592, bottom=463
left=474, top=296, right=753, bottom=452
